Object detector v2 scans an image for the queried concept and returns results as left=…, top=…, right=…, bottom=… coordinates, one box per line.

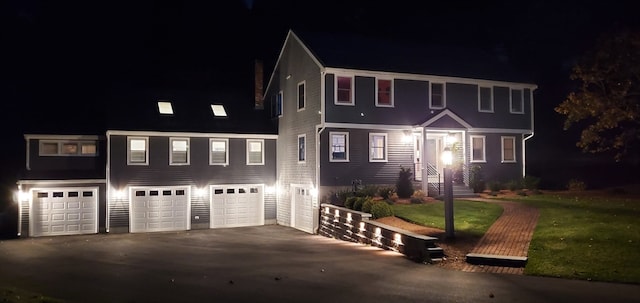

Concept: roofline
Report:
left=24, top=134, right=103, bottom=140
left=106, top=130, right=278, bottom=139
left=420, top=109, right=473, bottom=129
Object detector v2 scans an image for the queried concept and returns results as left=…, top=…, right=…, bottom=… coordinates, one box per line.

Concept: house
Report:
left=262, top=29, right=537, bottom=234
left=15, top=28, right=536, bottom=237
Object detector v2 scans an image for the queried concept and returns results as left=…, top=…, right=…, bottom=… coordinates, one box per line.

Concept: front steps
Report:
left=428, top=184, right=478, bottom=198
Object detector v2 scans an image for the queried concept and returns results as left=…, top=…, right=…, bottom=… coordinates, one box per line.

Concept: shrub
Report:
left=353, top=196, right=369, bottom=211
left=469, top=165, right=485, bottom=193
left=357, top=185, right=378, bottom=197
left=362, top=199, right=375, bottom=213
left=395, top=167, right=414, bottom=198
left=567, top=179, right=587, bottom=191
left=385, top=198, right=395, bottom=205
left=488, top=181, right=502, bottom=192
left=376, top=186, right=395, bottom=200
left=344, top=196, right=358, bottom=209
left=507, top=179, right=523, bottom=191
left=517, top=190, right=528, bottom=196
left=370, top=201, right=394, bottom=219
left=522, top=175, right=541, bottom=190
left=335, top=189, right=354, bottom=206
left=410, top=197, right=423, bottom=204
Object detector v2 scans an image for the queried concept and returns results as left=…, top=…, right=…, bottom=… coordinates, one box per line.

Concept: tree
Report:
left=555, top=30, right=640, bottom=161
left=395, top=167, right=414, bottom=198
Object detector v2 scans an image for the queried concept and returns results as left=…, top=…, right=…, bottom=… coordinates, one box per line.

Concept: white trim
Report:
left=17, top=179, right=106, bottom=185
left=334, top=74, right=355, bottom=106
left=209, top=138, right=229, bottom=166
left=470, top=135, right=486, bottom=163
left=501, top=136, right=517, bottom=163
left=38, top=140, right=98, bottom=157
left=277, top=90, right=283, bottom=117
left=420, top=109, right=473, bottom=129
left=25, top=138, right=30, bottom=171
left=375, top=78, right=394, bottom=107
left=429, top=82, right=446, bottom=109
left=297, top=80, right=306, bottom=112
left=246, top=139, right=265, bottom=165
left=106, top=132, right=111, bottom=232
left=24, top=134, right=101, bottom=140
left=324, top=122, right=413, bottom=131
left=510, top=88, right=525, bottom=114
left=523, top=132, right=534, bottom=177
left=127, top=136, right=149, bottom=166
left=329, top=131, right=349, bottom=162
left=468, top=128, right=532, bottom=134
left=478, top=86, right=494, bottom=113
left=368, top=132, right=388, bottom=162
left=107, top=130, right=278, bottom=139
left=169, top=137, right=190, bottom=166
left=297, top=134, right=306, bottom=164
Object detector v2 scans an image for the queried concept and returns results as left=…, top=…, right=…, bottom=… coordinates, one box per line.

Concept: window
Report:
left=479, top=86, right=493, bottom=112
left=369, top=133, right=388, bottom=162
left=298, top=134, right=306, bottom=163
left=246, top=139, right=264, bottom=165
left=470, top=136, right=486, bottom=162
left=297, top=81, right=305, bottom=111
left=158, top=101, right=174, bottom=115
left=510, top=89, right=524, bottom=113
left=329, top=132, right=349, bottom=162
left=376, top=79, right=393, bottom=107
left=127, top=137, right=148, bottom=165
left=276, top=91, right=283, bottom=117
left=211, top=104, right=228, bottom=117
left=209, top=138, right=229, bottom=166
left=39, top=140, right=98, bottom=156
left=502, top=136, right=516, bottom=163
left=169, top=138, right=189, bottom=165
left=430, top=82, right=445, bottom=109
left=335, top=76, right=354, bottom=105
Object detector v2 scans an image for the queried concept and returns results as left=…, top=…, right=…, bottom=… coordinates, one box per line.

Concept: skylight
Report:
left=158, top=101, right=174, bottom=114
left=211, top=104, right=228, bottom=117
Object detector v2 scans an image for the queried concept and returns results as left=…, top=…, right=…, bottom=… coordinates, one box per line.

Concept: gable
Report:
left=420, top=109, right=472, bottom=129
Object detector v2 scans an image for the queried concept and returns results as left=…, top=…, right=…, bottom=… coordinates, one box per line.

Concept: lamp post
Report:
left=441, top=146, right=455, bottom=239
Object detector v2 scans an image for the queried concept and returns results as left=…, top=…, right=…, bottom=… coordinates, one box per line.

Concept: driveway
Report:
left=0, top=225, right=638, bottom=303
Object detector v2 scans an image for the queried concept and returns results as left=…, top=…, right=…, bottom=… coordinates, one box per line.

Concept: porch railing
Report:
left=426, top=162, right=441, bottom=195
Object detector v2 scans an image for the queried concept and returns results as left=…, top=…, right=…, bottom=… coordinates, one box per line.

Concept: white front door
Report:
left=130, top=187, right=190, bottom=233
left=210, top=184, right=264, bottom=228
left=414, top=133, right=423, bottom=181
left=32, top=187, right=98, bottom=237
left=291, top=186, right=314, bottom=233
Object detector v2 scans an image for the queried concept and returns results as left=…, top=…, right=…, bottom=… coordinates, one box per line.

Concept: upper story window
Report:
left=329, top=131, right=349, bottom=162
left=158, top=101, right=174, bottom=115
left=298, top=134, right=306, bottom=163
left=169, top=138, right=189, bottom=165
left=209, top=138, right=229, bottom=166
left=478, top=86, right=494, bottom=112
left=211, top=104, right=228, bottom=117
left=335, top=76, right=354, bottom=105
left=510, top=89, right=524, bottom=114
left=430, top=82, right=445, bottom=109
left=369, top=133, right=388, bottom=162
left=276, top=91, right=283, bottom=117
left=501, top=136, right=516, bottom=163
left=246, top=139, right=265, bottom=165
left=39, top=140, right=98, bottom=156
left=376, top=79, right=393, bottom=107
left=470, top=135, right=486, bottom=163
left=297, top=81, right=306, bottom=111
left=127, top=137, right=148, bottom=165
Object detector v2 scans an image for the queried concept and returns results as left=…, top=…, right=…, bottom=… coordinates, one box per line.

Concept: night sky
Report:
left=2, top=0, right=639, bottom=205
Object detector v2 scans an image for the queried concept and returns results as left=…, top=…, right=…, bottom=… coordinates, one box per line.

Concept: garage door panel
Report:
left=32, top=188, right=98, bottom=237
left=293, top=186, right=314, bottom=234
left=67, top=213, right=80, bottom=221
left=130, top=187, right=189, bottom=233
left=68, top=202, right=80, bottom=209
left=210, top=184, right=263, bottom=228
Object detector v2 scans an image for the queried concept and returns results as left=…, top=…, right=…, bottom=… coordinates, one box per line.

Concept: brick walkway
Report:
left=460, top=199, right=540, bottom=275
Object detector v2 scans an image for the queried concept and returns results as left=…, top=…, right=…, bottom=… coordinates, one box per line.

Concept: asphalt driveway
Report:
left=0, top=225, right=638, bottom=303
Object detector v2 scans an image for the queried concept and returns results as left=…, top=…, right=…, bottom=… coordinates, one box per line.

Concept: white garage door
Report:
left=130, top=187, right=190, bottom=233
left=210, top=184, right=264, bottom=228
left=32, top=187, right=98, bottom=237
left=292, top=186, right=314, bottom=233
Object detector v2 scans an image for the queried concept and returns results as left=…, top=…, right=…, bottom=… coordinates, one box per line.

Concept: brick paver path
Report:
left=460, top=199, right=540, bottom=275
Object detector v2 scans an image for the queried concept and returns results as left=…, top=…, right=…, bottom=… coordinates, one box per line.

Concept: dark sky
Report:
left=2, top=0, right=639, bottom=198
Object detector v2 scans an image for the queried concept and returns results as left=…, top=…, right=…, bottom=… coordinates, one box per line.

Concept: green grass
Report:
left=391, top=200, right=503, bottom=237
left=512, top=192, right=640, bottom=283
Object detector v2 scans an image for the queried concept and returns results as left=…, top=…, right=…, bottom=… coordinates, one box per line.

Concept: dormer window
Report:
left=158, top=101, right=174, bottom=114
left=211, top=104, right=228, bottom=117
left=335, top=76, right=354, bottom=105
left=430, top=82, right=445, bottom=109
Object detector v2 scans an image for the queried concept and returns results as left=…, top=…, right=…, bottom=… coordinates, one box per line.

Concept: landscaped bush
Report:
left=507, top=179, right=523, bottom=191
left=523, top=175, right=541, bottom=190
left=344, top=196, right=358, bottom=209
left=377, top=186, right=395, bottom=200
left=331, top=189, right=354, bottom=206
left=357, top=185, right=379, bottom=197
left=488, top=181, right=502, bottom=193
left=469, top=164, right=485, bottom=193
left=567, top=179, right=587, bottom=191
left=353, top=196, right=370, bottom=211
left=410, top=197, right=423, bottom=204
left=362, top=199, right=375, bottom=213
left=395, top=167, right=414, bottom=198
left=370, top=200, right=394, bottom=219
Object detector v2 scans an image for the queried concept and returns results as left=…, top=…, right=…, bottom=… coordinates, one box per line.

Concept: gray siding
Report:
left=320, top=128, right=413, bottom=186
left=466, top=132, right=523, bottom=183
left=26, top=139, right=106, bottom=177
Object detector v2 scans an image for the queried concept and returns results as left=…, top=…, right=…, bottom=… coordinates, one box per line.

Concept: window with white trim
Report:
left=276, top=91, right=283, bottom=117
left=510, top=89, right=524, bottom=114
left=329, top=132, right=349, bottom=162
left=501, top=136, right=516, bottom=163
left=127, top=137, right=148, bottom=165
left=246, top=139, right=265, bottom=165
left=335, top=76, right=354, bottom=105
left=479, top=86, right=493, bottom=112
left=297, top=81, right=305, bottom=111
left=470, top=136, right=486, bottom=163
left=209, top=138, right=229, bottom=166
left=39, top=140, right=98, bottom=156
left=376, top=78, right=393, bottom=107
left=169, top=138, right=189, bottom=165
left=298, top=134, right=306, bottom=163
left=369, top=133, right=388, bottom=162
left=430, top=82, right=445, bottom=109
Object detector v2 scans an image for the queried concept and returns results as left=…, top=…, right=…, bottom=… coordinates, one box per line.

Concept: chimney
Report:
left=254, top=59, right=264, bottom=109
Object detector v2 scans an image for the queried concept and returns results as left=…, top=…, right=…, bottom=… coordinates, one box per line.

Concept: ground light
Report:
left=441, top=146, right=455, bottom=238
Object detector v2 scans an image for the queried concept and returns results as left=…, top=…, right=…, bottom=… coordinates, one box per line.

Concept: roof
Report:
left=292, top=29, right=535, bottom=83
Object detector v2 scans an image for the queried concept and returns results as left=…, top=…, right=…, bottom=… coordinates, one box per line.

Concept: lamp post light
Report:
left=441, top=146, right=455, bottom=239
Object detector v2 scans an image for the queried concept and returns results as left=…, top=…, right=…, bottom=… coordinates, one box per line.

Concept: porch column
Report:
left=421, top=128, right=428, bottom=194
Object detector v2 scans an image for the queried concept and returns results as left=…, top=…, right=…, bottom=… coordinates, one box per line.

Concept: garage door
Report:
left=32, top=187, right=98, bottom=237
left=292, top=186, right=314, bottom=233
left=130, top=187, right=190, bottom=233
left=210, top=184, right=264, bottom=228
